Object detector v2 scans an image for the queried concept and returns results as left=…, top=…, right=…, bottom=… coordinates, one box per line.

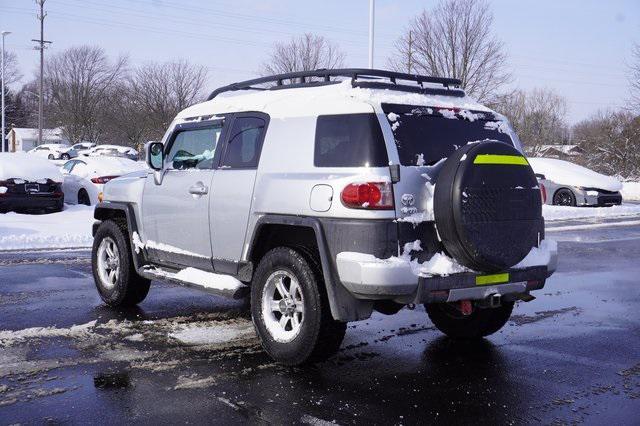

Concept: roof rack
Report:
left=206, top=68, right=464, bottom=100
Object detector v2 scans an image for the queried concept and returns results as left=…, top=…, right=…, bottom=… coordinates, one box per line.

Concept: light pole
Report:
left=1, top=31, right=11, bottom=153
left=368, top=0, right=375, bottom=69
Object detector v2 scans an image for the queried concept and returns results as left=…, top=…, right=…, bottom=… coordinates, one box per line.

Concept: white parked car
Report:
left=79, top=144, right=139, bottom=160
left=28, top=143, right=78, bottom=160
left=61, top=156, right=147, bottom=205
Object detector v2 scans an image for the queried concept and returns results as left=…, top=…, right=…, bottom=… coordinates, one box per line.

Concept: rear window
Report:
left=314, top=113, right=388, bottom=167
left=382, top=103, right=514, bottom=166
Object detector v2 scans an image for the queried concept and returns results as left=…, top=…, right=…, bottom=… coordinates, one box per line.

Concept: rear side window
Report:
left=221, top=117, right=266, bottom=169
left=314, top=113, right=388, bottom=167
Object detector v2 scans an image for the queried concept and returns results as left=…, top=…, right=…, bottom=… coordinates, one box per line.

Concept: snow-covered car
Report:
left=79, top=144, right=139, bottom=160
left=70, top=142, right=96, bottom=152
left=91, top=69, right=557, bottom=366
left=28, top=143, right=78, bottom=160
left=61, top=156, right=147, bottom=206
left=0, top=153, right=64, bottom=213
left=528, top=157, right=623, bottom=207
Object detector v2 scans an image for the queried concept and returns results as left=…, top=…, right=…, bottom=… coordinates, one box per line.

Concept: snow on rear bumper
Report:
left=336, top=240, right=557, bottom=303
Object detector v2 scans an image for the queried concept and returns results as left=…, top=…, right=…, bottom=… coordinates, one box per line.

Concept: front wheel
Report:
left=92, top=220, right=150, bottom=306
left=61, top=153, right=70, bottom=160
left=251, top=247, right=346, bottom=366
left=553, top=188, right=576, bottom=206
left=425, top=301, right=514, bottom=339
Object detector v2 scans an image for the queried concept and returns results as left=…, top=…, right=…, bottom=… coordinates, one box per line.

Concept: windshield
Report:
left=382, top=103, right=514, bottom=166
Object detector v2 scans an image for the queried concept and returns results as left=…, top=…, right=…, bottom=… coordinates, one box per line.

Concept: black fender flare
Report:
left=93, top=202, right=146, bottom=270
left=248, top=215, right=372, bottom=322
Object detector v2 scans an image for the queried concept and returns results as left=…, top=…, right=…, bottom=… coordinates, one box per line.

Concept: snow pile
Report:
left=543, top=204, right=640, bottom=221
left=514, top=239, right=557, bottom=269
left=0, top=152, right=63, bottom=182
left=173, top=268, right=244, bottom=292
left=71, top=156, right=146, bottom=178
left=528, top=157, right=622, bottom=192
left=0, top=320, right=96, bottom=346
left=168, top=320, right=255, bottom=346
left=0, top=205, right=94, bottom=251
left=621, top=181, right=640, bottom=201
left=412, top=252, right=471, bottom=276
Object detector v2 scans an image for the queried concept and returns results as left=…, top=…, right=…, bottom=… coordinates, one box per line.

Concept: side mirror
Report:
left=145, top=141, right=164, bottom=171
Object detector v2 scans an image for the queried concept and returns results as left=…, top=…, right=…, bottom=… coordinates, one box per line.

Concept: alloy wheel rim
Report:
left=97, top=236, right=120, bottom=290
left=261, top=270, right=305, bottom=343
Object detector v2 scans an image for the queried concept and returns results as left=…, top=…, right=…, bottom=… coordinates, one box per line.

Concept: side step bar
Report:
left=139, top=265, right=249, bottom=300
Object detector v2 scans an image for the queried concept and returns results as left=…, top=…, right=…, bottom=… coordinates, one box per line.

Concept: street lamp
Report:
left=1, top=30, right=11, bottom=153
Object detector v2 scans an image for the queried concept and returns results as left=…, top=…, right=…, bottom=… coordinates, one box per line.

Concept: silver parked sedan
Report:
left=528, top=157, right=622, bottom=207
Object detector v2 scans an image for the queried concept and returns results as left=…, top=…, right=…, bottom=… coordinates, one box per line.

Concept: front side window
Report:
left=167, top=125, right=223, bottom=170
left=382, top=103, right=515, bottom=166
left=220, top=117, right=266, bottom=169
left=314, top=113, right=389, bottom=167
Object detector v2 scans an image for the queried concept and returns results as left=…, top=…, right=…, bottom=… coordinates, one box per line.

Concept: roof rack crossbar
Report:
left=207, top=68, right=463, bottom=100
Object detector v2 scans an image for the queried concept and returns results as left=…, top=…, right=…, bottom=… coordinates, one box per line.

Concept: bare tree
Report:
left=573, top=111, right=640, bottom=179
left=629, top=42, right=640, bottom=112
left=101, top=81, right=148, bottom=148
left=45, top=45, right=127, bottom=143
left=2, top=50, right=22, bottom=86
left=388, top=0, right=510, bottom=102
left=263, top=33, right=345, bottom=75
left=491, top=88, right=568, bottom=154
left=130, top=60, right=208, bottom=140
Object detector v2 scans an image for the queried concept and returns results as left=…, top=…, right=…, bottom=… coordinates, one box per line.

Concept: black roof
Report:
left=207, top=68, right=465, bottom=100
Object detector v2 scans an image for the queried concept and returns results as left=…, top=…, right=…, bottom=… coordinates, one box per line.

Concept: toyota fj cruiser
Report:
left=91, top=69, right=557, bottom=365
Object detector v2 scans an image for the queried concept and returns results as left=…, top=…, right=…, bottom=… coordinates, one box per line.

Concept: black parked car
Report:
left=0, top=154, right=65, bottom=213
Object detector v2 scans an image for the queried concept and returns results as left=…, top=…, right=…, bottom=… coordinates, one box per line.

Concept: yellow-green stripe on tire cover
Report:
left=473, top=154, right=529, bottom=166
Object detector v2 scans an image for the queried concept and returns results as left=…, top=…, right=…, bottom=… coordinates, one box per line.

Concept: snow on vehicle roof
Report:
left=0, top=153, right=64, bottom=182
left=73, top=156, right=146, bottom=176
left=176, top=80, right=492, bottom=121
left=528, top=157, right=622, bottom=192
left=35, top=143, right=71, bottom=149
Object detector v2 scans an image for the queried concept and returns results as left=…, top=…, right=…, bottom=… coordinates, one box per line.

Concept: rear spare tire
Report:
left=434, top=141, right=542, bottom=272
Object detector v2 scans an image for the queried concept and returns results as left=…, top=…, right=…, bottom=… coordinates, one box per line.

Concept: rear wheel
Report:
left=553, top=188, right=576, bottom=206
left=425, top=301, right=514, bottom=339
left=251, top=247, right=346, bottom=365
left=61, top=153, right=70, bottom=160
left=78, top=189, right=91, bottom=206
left=92, top=220, right=150, bottom=306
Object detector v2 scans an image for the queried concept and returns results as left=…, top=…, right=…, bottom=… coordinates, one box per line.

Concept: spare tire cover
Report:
left=434, top=141, right=543, bottom=272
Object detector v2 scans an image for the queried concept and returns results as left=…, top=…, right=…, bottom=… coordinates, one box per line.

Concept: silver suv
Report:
left=91, top=69, right=557, bottom=366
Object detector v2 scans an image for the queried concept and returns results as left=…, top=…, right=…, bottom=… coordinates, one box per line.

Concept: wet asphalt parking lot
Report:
left=1, top=219, right=639, bottom=425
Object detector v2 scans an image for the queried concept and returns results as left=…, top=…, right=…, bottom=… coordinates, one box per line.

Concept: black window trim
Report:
left=163, top=118, right=228, bottom=171
left=216, top=111, right=270, bottom=171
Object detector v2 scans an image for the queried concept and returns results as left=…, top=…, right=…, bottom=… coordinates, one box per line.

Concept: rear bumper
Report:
left=336, top=243, right=557, bottom=304
left=0, top=193, right=64, bottom=211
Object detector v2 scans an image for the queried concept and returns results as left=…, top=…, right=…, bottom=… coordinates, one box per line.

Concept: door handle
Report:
left=188, top=182, right=208, bottom=195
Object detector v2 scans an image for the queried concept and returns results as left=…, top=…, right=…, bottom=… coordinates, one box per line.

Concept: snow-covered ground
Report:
left=621, top=181, right=640, bottom=201
left=0, top=205, right=94, bottom=251
left=543, top=203, right=640, bottom=221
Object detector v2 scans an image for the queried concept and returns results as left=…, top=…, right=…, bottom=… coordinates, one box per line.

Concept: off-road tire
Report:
left=425, top=301, right=514, bottom=339
left=92, top=219, right=150, bottom=306
left=552, top=188, right=576, bottom=206
left=251, top=247, right=346, bottom=366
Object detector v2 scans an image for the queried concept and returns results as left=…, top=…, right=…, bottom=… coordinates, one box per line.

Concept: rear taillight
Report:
left=91, top=175, right=119, bottom=184
left=341, top=182, right=394, bottom=210
left=540, top=183, right=547, bottom=204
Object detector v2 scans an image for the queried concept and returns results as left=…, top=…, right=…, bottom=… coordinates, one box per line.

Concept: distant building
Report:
left=5, top=127, right=69, bottom=152
left=526, top=144, right=584, bottom=160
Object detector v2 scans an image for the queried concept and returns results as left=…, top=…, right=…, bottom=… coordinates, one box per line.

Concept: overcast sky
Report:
left=1, top=0, right=638, bottom=124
